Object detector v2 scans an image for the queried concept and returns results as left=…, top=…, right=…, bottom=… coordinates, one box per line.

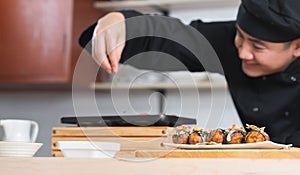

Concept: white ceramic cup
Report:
left=0, top=119, right=39, bottom=142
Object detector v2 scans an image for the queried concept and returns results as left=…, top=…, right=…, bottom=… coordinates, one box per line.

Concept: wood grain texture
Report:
left=52, top=136, right=167, bottom=150
left=52, top=150, right=136, bottom=158
left=1, top=157, right=300, bottom=175
left=0, top=0, right=73, bottom=83
left=52, top=127, right=170, bottom=137
left=52, top=127, right=172, bottom=157
left=135, top=148, right=300, bottom=159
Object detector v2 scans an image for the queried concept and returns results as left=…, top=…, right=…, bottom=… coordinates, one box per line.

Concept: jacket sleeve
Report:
left=121, top=12, right=238, bottom=73
left=79, top=10, right=237, bottom=73
left=78, top=10, right=142, bottom=54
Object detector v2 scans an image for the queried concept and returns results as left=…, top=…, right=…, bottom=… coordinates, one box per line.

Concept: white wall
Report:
left=132, top=0, right=240, bottom=23
left=170, top=6, right=239, bottom=24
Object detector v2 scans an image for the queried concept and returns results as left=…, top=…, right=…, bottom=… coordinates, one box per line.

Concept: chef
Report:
left=79, top=0, right=300, bottom=146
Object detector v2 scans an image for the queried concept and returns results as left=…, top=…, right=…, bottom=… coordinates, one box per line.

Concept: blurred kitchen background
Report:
left=0, top=0, right=242, bottom=156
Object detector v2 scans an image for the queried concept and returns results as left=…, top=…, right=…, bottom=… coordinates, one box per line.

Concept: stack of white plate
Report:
left=0, top=141, right=43, bottom=157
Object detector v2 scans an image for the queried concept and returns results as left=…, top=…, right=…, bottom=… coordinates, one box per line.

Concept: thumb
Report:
left=108, top=44, right=124, bottom=73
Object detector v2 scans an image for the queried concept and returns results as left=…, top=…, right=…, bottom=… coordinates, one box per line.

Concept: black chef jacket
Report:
left=79, top=10, right=300, bottom=146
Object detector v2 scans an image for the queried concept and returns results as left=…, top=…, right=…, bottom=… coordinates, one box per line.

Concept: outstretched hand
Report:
left=92, top=12, right=126, bottom=74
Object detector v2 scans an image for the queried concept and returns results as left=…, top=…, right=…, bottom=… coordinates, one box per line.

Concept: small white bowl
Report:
left=57, top=141, right=120, bottom=158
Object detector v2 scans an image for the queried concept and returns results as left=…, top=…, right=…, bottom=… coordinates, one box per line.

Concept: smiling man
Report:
left=79, top=0, right=300, bottom=146
left=235, top=27, right=299, bottom=77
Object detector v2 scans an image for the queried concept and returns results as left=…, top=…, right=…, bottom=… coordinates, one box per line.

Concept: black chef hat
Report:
left=237, top=0, right=300, bottom=42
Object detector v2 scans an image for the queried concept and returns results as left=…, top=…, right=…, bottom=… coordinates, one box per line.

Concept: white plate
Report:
left=163, top=141, right=292, bottom=149
left=57, top=141, right=120, bottom=158
left=0, top=141, right=43, bottom=157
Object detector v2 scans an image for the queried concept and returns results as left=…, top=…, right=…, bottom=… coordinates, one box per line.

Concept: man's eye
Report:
left=253, top=45, right=264, bottom=50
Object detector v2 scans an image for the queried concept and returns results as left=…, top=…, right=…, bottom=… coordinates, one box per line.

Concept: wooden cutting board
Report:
left=52, top=127, right=172, bottom=158
left=135, top=148, right=300, bottom=159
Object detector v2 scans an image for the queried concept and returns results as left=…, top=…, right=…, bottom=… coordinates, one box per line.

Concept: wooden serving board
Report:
left=135, top=148, right=300, bottom=159
left=52, top=127, right=170, bottom=137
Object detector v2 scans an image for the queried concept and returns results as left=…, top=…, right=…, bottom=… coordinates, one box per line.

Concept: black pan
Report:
left=61, top=114, right=196, bottom=127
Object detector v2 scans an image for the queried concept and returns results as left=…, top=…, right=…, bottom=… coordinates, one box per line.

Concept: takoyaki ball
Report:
left=206, top=129, right=226, bottom=144
left=172, top=133, right=189, bottom=144
left=226, top=131, right=245, bottom=144
left=245, top=124, right=270, bottom=143
left=172, top=125, right=191, bottom=144
left=245, top=131, right=266, bottom=143
left=188, top=127, right=204, bottom=144
left=225, top=124, right=245, bottom=144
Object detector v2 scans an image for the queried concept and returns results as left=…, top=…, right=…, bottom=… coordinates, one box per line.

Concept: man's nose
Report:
left=238, top=45, right=254, bottom=60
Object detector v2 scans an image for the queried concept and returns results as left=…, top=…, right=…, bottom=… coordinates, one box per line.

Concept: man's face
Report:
left=234, top=27, right=298, bottom=77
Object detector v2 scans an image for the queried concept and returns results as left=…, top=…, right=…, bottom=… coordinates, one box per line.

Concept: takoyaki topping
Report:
left=174, top=125, right=191, bottom=134
left=228, top=124, right=244, bottom=132
left=192, top=127, right=204, bottom=133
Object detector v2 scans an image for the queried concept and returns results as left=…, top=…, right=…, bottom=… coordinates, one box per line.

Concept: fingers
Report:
left=101, top=58, right=113, bottom=74
left=92, top=12, right=126, bottom=74
left=106, top=20, right=126, bottom=73
left=92, top=29, right=113, bottom=74
left=108, top=43, right=125, bottom=73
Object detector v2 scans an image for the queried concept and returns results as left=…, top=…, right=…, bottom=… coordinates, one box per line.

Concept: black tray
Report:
left=61, top=114, right=196, bottom=127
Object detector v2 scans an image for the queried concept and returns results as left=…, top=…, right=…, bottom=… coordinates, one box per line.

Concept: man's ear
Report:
left=292, top=38, right=300, bottom=57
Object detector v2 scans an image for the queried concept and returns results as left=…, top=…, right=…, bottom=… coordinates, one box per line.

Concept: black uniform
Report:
left=79, top=10, right=300, bottom=146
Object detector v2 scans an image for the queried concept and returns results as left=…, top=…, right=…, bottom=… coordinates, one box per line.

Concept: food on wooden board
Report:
left=172, top=124, right=270, bottom=145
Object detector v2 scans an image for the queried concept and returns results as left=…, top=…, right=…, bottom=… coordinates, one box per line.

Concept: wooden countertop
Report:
left=1, top=157, right=300, bottom=175
left=135, top=147, right=300, bottom=159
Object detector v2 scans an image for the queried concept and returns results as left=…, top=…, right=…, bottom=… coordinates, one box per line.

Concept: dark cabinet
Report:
left=0, top=0, right=107, bottom=84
